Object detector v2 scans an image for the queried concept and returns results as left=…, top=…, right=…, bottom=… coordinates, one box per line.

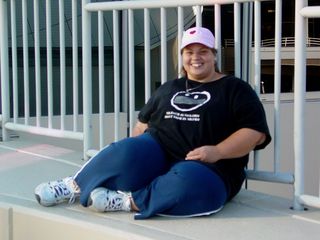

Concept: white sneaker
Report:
left=88, top=187, right=131, bottom=212
left=34, top=177, right=80, bottom=207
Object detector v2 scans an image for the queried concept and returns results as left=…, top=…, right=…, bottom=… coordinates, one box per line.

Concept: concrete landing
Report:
left=1, top=138, right=320, bottom=240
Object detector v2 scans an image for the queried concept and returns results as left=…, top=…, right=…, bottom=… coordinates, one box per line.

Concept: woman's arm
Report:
left=132, top=121, right=148, bottom=137
left=185, top=128, right=266, bottom=163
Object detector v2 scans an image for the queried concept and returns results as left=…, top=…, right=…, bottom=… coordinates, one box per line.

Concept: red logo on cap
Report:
left=190, top=30, right=196, bottom=35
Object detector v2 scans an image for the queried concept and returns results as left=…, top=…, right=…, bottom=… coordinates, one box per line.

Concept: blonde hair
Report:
left=180, top=48, right=221, bottom=77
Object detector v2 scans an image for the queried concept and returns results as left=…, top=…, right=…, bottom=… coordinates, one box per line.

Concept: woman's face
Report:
left=182, top=43, right=216, bottom=82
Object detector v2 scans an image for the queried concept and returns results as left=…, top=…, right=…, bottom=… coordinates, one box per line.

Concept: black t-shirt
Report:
left=138, top=75, right=271, bottom=200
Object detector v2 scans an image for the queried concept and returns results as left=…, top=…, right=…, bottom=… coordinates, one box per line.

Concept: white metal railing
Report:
left=0, top=0, right=319, bottom=211
left=293, top=1, right=320, bottom=210
left=1, top=0, right=83, bottom=143
left=224, top=37, right=320, bottom=47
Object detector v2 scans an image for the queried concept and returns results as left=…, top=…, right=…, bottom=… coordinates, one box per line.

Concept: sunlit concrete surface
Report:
left=1, top=137, right=320, bottom=240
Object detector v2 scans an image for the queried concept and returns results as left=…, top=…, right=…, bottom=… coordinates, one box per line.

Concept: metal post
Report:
left=98, top=11, right=105, bottom=149
left=0, top=0, right=10, bottom=141
left=160, top=7, right=167, bottom=84
left=46, top=0, right=53, bottom=129
left=253, top=0, right=261, bottom=169
left=293, top=0, right=307, bottom=210
left=128, top=9, right=135, bottom=135
left=121, top=10, right=129, bottom=135
left=34, top=0, right=41, bottom=127
left=82, top=0, right=93, bottom=160
left=274, top=0, right=282, bottom=172
left=22, top=0, right=30, bottom=125
left=113, top=10, right=120, bottom=141
left=144, top=8, right=151, bottom=102
left=195, top=5, right=202, bottom=27
left=177, top=6, right=184, bottom=77
left=242, top=3, right=250, bottom=82
left=234, top=2, right=241, bottom=78
left=214, top=4, right=221, bottom=71
left=72, top=0, right=79, bottom=132
left=11, top=0, right=18, bottom=124
left=59, top=0, right=66, bottom=130
left=254, top=0, right=261, bottom=95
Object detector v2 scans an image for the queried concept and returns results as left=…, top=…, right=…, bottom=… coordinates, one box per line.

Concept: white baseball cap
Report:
left=180, top=27, right=215, bottom=50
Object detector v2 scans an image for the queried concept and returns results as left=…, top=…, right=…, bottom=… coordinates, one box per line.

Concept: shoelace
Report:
left=51, top=180, right=72, bottom=198
left=51, top=178, right=80, bottom=204
left=68, top=192, right=77, bottom=204
left=98, top=190, right=130, bottom=211
left=116, top=191, right=132, bottom=211
left=67, top=178, right=81, bottom=204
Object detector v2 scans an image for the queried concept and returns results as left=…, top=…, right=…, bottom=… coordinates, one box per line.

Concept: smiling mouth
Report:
left=191, top=63, right=203, bottom=68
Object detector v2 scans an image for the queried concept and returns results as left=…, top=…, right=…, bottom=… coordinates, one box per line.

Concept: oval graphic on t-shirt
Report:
left=170, top=91, right=211, bottom=112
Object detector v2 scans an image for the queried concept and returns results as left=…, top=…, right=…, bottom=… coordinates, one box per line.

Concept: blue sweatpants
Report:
left=74, top=133, right=227, bottom=219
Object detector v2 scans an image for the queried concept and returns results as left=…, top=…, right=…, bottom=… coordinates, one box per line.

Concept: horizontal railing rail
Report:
left=225, top=37, right=320, bottom=47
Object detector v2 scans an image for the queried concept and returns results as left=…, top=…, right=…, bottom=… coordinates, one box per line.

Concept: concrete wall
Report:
left=0, top=203, right=152, bottom=240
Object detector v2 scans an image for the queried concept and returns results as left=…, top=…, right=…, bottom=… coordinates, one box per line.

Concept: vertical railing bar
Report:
left=22, top=0, right=30, bottom=125
left=144, top=8, right=151, bottom=102
left=274, top=0, right=282, bottom=173
left=72, top=0, right=79, bottom=131
left=82, top=0, right=93, bottom=160
left=46, top=0, right=53, bottom=129
left=160, top=7, right=167, bottom=84
left=98, top=11, right=105, bottom=149
left=233, top=2, right=241, bottom=78
left=59, top=0, right=66, bottom=130
left=34, top=0, right=41, bottom=127
left=0, top=0, right=10, bottom=141
left=195, top=5, right=202, bottom=27
left=293, top=0, right=307, bottom=211
left=253, top=0, right=261, bottom=170
left=242, top=3, right=249, bottom=82
left=10, top=0, right=18, bottom=124
left=128, top=9, right=135, bottom=135
left=247, top=2, right=256, bottom=171
left=248, top=2, right=253, bottom=78
left=177, top=6, right=184, bottom=77
left=214, top=4, right=221, bottom=71
left=113, top=9, right=120, bottom=141
left=121, top=11, right=129, bottom=123
left=254, top=0, right=261, bottom=95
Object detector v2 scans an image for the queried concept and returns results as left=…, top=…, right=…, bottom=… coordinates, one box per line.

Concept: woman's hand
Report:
left=132, top=121, right=148, bottom=137
left=185, top=128, right=266, bottom=163
left=185, top=145, right=222, bottom=163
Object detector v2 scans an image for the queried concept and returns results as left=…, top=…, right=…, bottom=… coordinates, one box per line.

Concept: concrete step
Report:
left=1, top=139, right=320, bottom=240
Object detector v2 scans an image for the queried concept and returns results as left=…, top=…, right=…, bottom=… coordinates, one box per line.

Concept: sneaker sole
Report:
left=35, top=193, right=64, bottom=207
